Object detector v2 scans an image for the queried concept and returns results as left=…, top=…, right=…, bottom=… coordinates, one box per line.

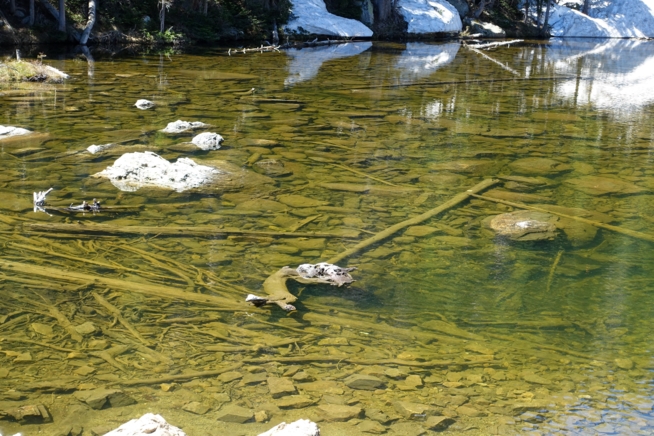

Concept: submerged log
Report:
left=327, top=178, right=499, bottom=265
left=24, top=222, right=359, bottom=239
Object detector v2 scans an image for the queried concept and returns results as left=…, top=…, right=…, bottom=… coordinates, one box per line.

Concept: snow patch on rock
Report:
left=0, top=125, right=31, bottom=140
left=397, top=0, right=462, bottom=34
left=135, top=99, right=155, bottom=110
left=191, top=132, right=224, bottom=150
left=87, top=143, right=116, bottom=154
left=257, top=419, right=320, bottom=436
left=286, top=0, right=373, bottom=37
left=285, top=42, right=372, bottom=86
left=161, top=120, right=209, bottom=134
left=95, top=151, right=220, bottom=192
left=535, top=0, right=654, bottom=38
left=104, top=413, right=186, bottom=436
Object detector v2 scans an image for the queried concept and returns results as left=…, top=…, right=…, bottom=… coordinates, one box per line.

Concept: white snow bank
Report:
left=397, top=0, right=462, bottom=34
left=285, top=42, right=372, bottom=86
left=539, top=0, right=654, bottom=38
left=286, top=0, right=373, bottom=37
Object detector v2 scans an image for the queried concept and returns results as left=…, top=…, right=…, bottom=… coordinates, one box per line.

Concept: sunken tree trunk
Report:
left=79, top=0, right=96, bottom=45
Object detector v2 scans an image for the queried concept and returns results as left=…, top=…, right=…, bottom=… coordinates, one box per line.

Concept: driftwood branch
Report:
left=248, top=264, right=356, bottom=311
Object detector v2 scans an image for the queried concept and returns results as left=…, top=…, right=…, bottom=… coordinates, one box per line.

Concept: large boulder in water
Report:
left=484, top=210, right=558, bottom=242
left=93, top=151, right=273, bottom=193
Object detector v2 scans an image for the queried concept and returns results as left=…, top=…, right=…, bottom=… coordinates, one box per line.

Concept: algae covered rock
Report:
left=508, top=157, right=572, bottom=176
left=485, top=210, right=558, bottom=241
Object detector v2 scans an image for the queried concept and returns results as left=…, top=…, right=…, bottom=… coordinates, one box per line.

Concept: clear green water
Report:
left=1, top=40, right=654, bottom=435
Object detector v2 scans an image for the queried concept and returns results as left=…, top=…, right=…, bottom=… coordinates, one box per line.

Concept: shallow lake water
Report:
left=1, top=39, right=654, bottom=435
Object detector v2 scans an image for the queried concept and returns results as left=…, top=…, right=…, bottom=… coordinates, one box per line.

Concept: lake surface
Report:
left=1, top=38, right=654, bottom=435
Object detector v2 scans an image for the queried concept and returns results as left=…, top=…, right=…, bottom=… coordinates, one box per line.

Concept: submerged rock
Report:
left=285, top=0, right=373, bottom=37
left=317, top=404, right=363, bottom=421
left=0, top=125, right=31, bottom=140
left=104, top=413, right=186, bottom=436
left=216, top=404, right=253, bottom=423
left=508, top=158, right=572, bottom=176
left=485, top=210, right=558, bottom=242
left=429, top=159, right=504, bottom=176
left=93, top=151, right=273, bottom=193
left=161, top=120, right=209, bottom=134
left=73, top=388, right=135, bottom=409
left=564, top=175, right=647, bottom=196
left=254, top=159, right=293, bottom=177
left=191, top=132, right=224, bottom=150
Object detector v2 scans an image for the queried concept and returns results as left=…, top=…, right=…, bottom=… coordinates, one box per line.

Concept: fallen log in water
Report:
left=23, top=222, right=360, bottom=239
left=0, top=259, right=241, bottom=309
left=327, top=178, right=499, bottom=265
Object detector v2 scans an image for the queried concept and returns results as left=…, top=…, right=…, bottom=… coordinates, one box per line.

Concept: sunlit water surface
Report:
left=1, top=39, right=654, bottom=435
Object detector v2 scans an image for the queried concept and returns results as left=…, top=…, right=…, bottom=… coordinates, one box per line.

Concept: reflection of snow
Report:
left=395, top=42, right=460, bottom=84
left=284, top=42, right=372, bottom=87
left=547, top=39, right=654, bottom=116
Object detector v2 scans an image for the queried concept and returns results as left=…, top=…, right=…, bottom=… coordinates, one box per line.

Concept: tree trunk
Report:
left=29, top=0, right=35, bottom=26
left=202, top=0, right=207, bottom=15
left=371, top=0, right=391, bottom=22
left=58, top=0, right=66, bottom=32
left=159, top=0, right=166, bottom=33
left=38, top=0, right=60, bottom=21
left=524, top=0, right=530, bottom=23
left=79, top=0, right=96, bottom=45
left=581, top=0, right=590, bottom=15
left=473, top=0, right=495, bottom=19
left=540, top=0, right=552, bottom=37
